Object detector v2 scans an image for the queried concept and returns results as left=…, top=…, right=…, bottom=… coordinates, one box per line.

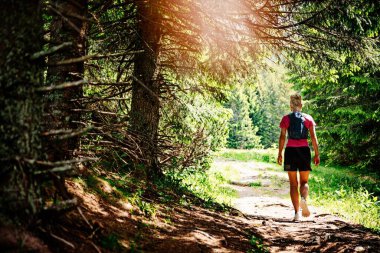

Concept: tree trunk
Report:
left=0, top=0, right=44, bottom=222
left=129, top=1, right=162, bottom=177
left=45, top=0, right=88, bottom=164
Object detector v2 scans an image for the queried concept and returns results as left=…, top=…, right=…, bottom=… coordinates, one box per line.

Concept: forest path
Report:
left=213, top=158, right=380, bottom=252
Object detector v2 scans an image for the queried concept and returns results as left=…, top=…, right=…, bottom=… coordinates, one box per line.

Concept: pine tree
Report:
left=0, top=0, right=44, bottom=222
left=45, top=0, right=88, bottom=165
left=227, top=88, right=261, bottom=149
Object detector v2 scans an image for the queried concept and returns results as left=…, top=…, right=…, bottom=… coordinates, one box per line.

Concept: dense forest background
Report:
left=1, top=0, right=379, bottom=250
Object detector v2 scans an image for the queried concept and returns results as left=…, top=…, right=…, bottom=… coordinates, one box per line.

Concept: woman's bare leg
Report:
left=287, top=171, right=299, bottom=213
left=299, top=171, right=311, bottom=217
left=299, top=171, right=310, bottom=199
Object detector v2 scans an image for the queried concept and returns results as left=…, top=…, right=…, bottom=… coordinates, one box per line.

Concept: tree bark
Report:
left=129, top=1, right=162, bottom=177
left=0, top=0, right=44, bottom=222
left=45, top=0, right=88, bottom=164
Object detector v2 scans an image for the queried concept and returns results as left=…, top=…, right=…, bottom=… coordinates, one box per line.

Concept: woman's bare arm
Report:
left=277, top=128, right=287, bottom=165
left=309, top=125, right=320, bottom=166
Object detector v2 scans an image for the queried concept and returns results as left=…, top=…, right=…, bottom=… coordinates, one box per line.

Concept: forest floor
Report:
left=4, top=157, right=380, bottom=253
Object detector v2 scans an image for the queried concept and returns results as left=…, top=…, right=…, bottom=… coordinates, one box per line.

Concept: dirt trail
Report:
left=215, top=159, right=380, bottom=253
left=18, top=159, right=379, bottom=253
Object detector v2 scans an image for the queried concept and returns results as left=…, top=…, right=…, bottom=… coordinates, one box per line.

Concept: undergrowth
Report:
left=80, top=159, right=237, bottom=216
left=100, top=233, right=123, bottom=251
left=81, top=174, right=158, bottom=218
left=217, top=149, right=380, bottom=233
left=310, top=166, right=380, bottom=232
left=247, top=235, right=269, bottom=253
left=160, top=167, right=237, bottom=211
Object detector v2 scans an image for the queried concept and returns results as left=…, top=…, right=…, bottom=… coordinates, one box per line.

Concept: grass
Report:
left=210, top=164, right=241, bottom=183
left=309, top=165, right=380, bottom=232
left=216, top=148, right=277, bottom=163
left=216, top=149, right=380, bottom=233
left=162, top=167, right=238, bottom=210
left=249, top=182, right=262, bottom=187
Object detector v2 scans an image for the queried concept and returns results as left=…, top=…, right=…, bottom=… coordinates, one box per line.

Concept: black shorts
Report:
left=284, top=147, right=312, bottom=171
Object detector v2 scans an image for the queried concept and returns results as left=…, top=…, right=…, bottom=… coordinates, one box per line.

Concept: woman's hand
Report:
left=310, top=126, right=320, bottom=166
left=278, top=128, right=286, bottom=166
left=314, top=154, right=320, bottom=166
left=277, top=154, right=283, bottom=165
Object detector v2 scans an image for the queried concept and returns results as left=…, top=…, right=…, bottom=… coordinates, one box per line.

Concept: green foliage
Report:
left=225, top=86, right=262, bottom=149
left=133, top=197, right=157, bottom=218
left=161, top=166, right=237, bottom=210
left=287, top=0, right=380, bottom=71
left=223, top=66, right=293, bottom=149
left=247, top=235, right=269, bottom=253
left=249, top=182, right=262, bottom=187
left=83, top=174, right=157, bottom=218
left=309, top=165, right=380, bottom=232
left=161, top=76, right=232, bottom=171
left=100, top=233, right=122, bottom=251
left=249, top=64, right=294, bottom=148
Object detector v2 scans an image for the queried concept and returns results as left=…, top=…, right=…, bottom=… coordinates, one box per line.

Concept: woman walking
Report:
left=277, top=94, right=320, bottom=221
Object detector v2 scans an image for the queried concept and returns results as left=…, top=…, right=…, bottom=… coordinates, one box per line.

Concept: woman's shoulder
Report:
left=281, top=114, right=290, bottom=121
left=279, top=114, right=290, bottom=128
left=302, top=113, right=316, bottom=125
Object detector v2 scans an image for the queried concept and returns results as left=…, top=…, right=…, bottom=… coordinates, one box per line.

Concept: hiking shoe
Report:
left=293, top=212, right=300, bottom=222
left=300, top=197, right=310, bottom=217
